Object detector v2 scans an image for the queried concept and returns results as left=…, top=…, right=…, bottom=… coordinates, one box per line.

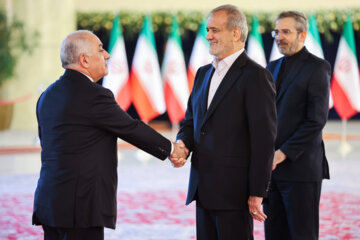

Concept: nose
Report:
left=275, top=33, right=284, bottom=42
left=206, top=31, right=212, bottom=41
left=104, top=50, right=110, bottom=60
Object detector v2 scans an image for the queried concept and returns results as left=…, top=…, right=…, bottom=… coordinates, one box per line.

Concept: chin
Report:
left=279, top=49, right=287, bottom=55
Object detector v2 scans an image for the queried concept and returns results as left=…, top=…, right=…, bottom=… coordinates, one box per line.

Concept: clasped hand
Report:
left=169, top=140, right=189, bottom=168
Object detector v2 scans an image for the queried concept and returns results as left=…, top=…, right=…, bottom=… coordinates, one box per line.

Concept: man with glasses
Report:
left=263, top=11, right=331, bottom=240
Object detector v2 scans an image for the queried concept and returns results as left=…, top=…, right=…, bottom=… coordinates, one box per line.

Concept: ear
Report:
left=298, top=31, right=307, bottom=43
left=79, top=53, right=90, bottom=69
left=233, top=27, right=242, bottom=42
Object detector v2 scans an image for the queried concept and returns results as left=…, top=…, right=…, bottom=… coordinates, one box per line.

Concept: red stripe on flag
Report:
left=331, top=76, right=358, bottom=119
left=187, top=69, right=195, bottom=94
left=164, top=80, right=185, bottom=124
left=130, top=70, right=160, bottom=122
left=115, top=80, right=131, bottom=111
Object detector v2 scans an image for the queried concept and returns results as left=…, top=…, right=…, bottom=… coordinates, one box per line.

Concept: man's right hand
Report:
left=169, top=140, right=189, bottom=168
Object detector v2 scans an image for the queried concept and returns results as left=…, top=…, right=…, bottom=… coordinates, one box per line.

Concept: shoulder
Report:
left=193, top=63, right=213, bottom=85
left=241, top=54, right=273, bottom=79
left=198, top=63, right=213, bottom=74
left=61, top=69, right=116, bottom=100
left=306, top=52, right=331, bottom=71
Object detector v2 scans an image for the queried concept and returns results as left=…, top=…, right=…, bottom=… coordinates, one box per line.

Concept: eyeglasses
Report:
left=271, top=29, right=300, bottom=38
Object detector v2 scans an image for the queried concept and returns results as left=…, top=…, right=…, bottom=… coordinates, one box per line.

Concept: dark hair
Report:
left=276, top=11, right=308, bottom=32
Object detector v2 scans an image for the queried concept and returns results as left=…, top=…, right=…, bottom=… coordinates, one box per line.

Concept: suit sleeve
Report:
left=177, top=100, right=194, bottom=151
left=90, top=88, right=172, bottom=160
left=246, top=68, right=277, bottom=197
left=280, top=61, right=331, bottom=161
left=36, top=94, right=43, bottom=142
left=176, top=68, right=203, bottom=151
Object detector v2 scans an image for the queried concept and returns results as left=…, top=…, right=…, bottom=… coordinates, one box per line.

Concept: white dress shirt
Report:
left=79, top=72, right=94, bottom=82
left=207, top=49, right=245, bottom=108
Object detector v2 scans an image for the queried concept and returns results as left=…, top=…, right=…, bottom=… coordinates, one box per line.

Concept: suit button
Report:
left=201, top=131, right=206, bottom=136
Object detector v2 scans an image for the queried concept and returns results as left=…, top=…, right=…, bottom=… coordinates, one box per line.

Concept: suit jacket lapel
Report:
left=202, top=52, right=247, bottom=126
left=199, top=66, right=215, bottom=116
left=276, top=51, right=308, bottom=103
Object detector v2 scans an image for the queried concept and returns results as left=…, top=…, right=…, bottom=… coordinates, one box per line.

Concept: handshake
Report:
left=169, top=140, right=189, bottom=168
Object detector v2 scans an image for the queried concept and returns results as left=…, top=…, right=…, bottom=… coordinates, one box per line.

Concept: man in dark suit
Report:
left=175, top=5, right=277, bottom=240
left=263, top=11, right=331, bottom=240
left=32, top=30, right=187, bottom=240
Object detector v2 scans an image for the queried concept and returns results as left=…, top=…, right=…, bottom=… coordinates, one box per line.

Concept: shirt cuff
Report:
left=170, top=142, right=174, bottom=156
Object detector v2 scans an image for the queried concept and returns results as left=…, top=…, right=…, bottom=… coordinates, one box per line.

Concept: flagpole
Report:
left=338, top=119, right=352, bottom=158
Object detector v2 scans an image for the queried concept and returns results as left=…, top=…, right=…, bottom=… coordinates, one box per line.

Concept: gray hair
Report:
left=60, top=30, right=94, bottom=68
left=210, top=4, right=248, bottom=42
left=276, top=11, right=309, bottom=32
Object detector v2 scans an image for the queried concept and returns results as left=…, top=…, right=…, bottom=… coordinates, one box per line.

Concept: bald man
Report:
left=32, top=30, right=187, bottom=240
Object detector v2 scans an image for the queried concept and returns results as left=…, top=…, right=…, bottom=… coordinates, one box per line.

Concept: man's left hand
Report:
left=272, top=149, right=286, bottom=170
left=248, top=196, right=266, bottom=222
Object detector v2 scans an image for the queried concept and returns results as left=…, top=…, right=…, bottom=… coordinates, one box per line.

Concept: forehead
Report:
left=207, top=10, right=228, bottom=28
left=87, top=34, right=102, bottom=47
left=275, top=17, right=296, bottom=30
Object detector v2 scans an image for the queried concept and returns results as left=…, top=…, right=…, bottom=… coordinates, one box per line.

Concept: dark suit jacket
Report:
left=266, top=47, right=331, bottom=182
left=177, top=52, right=277, bottom=210
left=33, top=69, right=171, bottom=229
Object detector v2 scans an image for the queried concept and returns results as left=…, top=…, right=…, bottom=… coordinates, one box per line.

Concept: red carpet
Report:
left=0, top=190, right=359, bottom=239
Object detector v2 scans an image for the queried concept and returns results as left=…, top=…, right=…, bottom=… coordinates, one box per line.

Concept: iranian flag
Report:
left=129, top=15, right=165, bottom=122
left=331, top=15, right=360, bottom=119
left=304, top=15, right=334, bottom=109
left=102, top=15, right=131, bottom=110
left=187, top=19, right=212, bottom=92
left=247, top=15, right=266, bottom=67
left=162, top=16, right=189, bottom=124
left=305, top=15, right=324, bottom=59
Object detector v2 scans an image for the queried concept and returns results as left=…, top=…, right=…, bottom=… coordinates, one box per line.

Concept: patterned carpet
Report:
left=0, top=190, right=360, bottom=239
left=0, top=146, right=360, bottom=239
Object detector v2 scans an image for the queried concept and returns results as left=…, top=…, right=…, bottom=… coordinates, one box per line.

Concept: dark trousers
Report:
left=196, top=201, right=253, bottom=240
left=263, top=179, right=322, bottom=240
left=42, top=225, right=104, bottom=240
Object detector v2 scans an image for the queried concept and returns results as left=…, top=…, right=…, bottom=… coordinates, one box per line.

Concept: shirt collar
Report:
left=285, top=46, right=306, bottom=62
left=212, top=48, right=245, bottom=72
left=79, top=72, right=94, bottom=82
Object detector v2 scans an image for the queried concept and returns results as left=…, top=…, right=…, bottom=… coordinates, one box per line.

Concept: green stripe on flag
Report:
left=308, top=15, right=322, bottom=48
left=142, top=15, right=157, bottom=51
left=343, top=15, right=357, bottom=57
left=108, top=15, right=123, bottom=54
left=198, top=19, right=208, bottom=43
left=170, top=15, right=182, bottom=48
left=251, top=15, right=264, bottom=48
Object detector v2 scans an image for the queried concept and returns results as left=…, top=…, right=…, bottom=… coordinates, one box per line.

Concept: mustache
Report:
left=277, top=40, right=288, bottom=45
